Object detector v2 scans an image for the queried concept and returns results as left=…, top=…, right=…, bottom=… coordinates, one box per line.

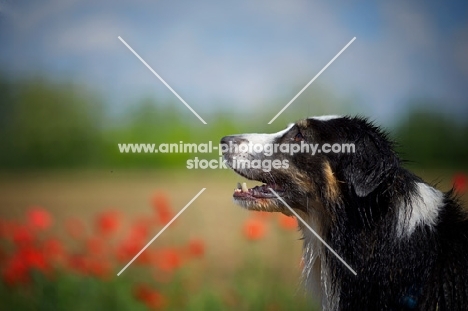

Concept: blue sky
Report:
left=0, top=0, right=467, bottom=124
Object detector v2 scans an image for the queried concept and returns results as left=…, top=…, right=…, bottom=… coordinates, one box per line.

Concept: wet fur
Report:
left=221, top=116, right=468, bottom=310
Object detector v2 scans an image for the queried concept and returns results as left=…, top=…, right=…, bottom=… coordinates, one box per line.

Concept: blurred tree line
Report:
left=392, top=105, right=468, bottom=169
left=0, top=75, right=467, bottom=169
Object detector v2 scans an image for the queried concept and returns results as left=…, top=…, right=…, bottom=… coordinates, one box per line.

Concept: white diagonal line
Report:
left=117, top=188, right=206, bottom=276
left=268, top=37, right=356, bottom=124
left=268, top=188, right=357, bottom=276
left=118, top=36, right=207, bottom=125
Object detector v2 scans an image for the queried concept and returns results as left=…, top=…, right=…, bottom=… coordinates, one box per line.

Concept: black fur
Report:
left=221, top=116, right=468, bottom=310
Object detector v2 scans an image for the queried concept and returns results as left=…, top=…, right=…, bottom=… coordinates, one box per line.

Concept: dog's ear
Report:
left=342, top=134, right=398, bottom=197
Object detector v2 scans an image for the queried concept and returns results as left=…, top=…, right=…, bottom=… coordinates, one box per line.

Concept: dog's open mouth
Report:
left=222, top=151, right=288, bottom=211
left=233, top=182, right=284, bottom=200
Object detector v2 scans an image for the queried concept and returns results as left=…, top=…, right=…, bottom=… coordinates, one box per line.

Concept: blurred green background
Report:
left=1, top=75, right=467, bottom=170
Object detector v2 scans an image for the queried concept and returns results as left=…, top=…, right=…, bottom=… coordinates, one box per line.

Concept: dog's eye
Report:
left=294, top=132, right=304, bottom=142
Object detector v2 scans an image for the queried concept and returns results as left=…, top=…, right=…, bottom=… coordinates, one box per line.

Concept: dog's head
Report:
left=221, top=116, right=399, bottom=216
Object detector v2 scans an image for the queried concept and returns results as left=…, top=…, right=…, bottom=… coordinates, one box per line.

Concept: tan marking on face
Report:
left=323, top=161, right=340, bottom=201
left=288, top=168, right=316, bottom=194
left=234, top=197, right=280, bottom=212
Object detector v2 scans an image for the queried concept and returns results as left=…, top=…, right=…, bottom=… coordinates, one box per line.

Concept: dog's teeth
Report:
left=242, top=182, right=249, bottom=193
left=237, top=182, right=242, bottom=189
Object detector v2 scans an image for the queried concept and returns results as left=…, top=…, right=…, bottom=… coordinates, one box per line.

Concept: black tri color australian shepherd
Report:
left=221, top=115, right=468, bottom=311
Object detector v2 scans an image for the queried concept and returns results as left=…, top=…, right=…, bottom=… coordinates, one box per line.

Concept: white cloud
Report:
left=49, top=16, right=125, bottom=54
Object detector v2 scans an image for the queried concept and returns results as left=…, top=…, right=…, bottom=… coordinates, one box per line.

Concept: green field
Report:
left=0, top=169, right=465, bottom=310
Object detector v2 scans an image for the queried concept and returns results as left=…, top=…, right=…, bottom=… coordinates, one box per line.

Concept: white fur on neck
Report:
left=300, top=213, right=339, bottom=310
left=398, top=182, right=443, bottom=237
left=310, top=115, right=342, bottom=121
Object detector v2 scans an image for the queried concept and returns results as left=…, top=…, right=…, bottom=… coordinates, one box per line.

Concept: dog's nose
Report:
left=220, top=135, right=248, bottom=146
left=220, top=136, right=250, bottom=155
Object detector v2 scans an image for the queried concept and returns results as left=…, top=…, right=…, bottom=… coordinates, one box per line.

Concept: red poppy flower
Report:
left=86, top=237, right=106, bottom=256
left=42, top=238, right=66, bottom=264
left=187, top=238, right=205, bottom=258
left=96, top=210, right=121, bottom=236
left=151, top=192, right=171, bottom=211
left=129, top=218, right=151, bottom=243
left=278, top=214, right=298, bottom=230
left=2, top=257, right=29, bottom=285
left=151, top=192, right=173, bottom=225
left=243, top=218, right=266, bottom=241
left=0, top=249, right=5, bottom=265
left=27, top=207, right=52, bottom=230
left=134, top=284, right=166, bottom=309
left=87, top=258, right=111, bottom=279
left=156, top=248, right=182, bottom=272
left=122, top=220, right=153, bottom=264
left=116, top=238, right=144, bottom=263
left=137, top=248, right=157, bottom=265
left=65, top=217, right=86, bottom=240
left=68, top=254, right=89, bottom=275
left=128, top=245, right=155, bottom=266
left=6, top=247, right=49, bottom=280
left=12, top=225, right=34, bottom=246
left=157, top=209, right=173, bottom=226
left=20, top=247, right=49, bottom=272
left=453, top=173, right=467, bottom=193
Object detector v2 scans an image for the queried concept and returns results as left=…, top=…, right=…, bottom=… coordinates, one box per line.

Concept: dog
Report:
left=221, top=115, right=468, bottom=310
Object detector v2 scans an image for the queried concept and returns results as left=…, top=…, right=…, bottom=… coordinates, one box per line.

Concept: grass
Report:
left=0, top=169, right=318, bottom=310
left=0, top=168, right=465, bottom=310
